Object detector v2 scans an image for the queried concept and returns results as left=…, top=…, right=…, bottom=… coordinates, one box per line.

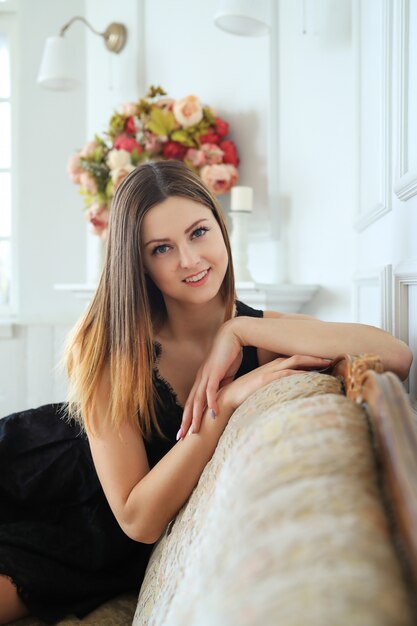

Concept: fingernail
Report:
left=188, top=425, right=193, bottom=436
left=176, top=428, right=183, bottom=441
left=209, top=408, right=216, bottom=419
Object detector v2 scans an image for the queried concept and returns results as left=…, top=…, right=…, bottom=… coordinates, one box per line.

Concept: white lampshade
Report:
left=214, top=0, right=270, bottom=36
left=37, top=36, right=79, bottom=90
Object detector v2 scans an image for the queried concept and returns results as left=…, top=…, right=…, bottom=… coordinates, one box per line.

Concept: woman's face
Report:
left=140, top=196, right=229, bottom=307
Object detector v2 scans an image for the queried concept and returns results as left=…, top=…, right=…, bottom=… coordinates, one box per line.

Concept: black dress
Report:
left=0, top=301, right=262, bottom=623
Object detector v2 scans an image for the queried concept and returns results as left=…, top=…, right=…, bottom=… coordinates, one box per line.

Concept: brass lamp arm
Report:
left=59, top=16, right=127, bottom=53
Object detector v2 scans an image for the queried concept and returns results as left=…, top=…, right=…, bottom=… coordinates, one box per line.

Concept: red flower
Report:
left=163, top=141, right=188, bottom=160
left=215, top=117, right=229, bottom=137
left=125, top=116, right=136, bottom=134
left=219, top=140, right=239, bottom=167
left=114, top=134, right=143, bottom=153
left=199, top=130, right=220, bottom=145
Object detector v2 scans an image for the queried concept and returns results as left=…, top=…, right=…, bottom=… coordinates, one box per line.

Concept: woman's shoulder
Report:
left=235, top=300, right=264, bottom=319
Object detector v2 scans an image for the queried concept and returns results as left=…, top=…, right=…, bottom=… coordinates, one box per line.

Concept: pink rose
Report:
left=200, top=164, right=238, bottom=195
left=173, top=95, right=203, bottom=128
left=185, top=148, right=206, bottom=168
left=144, top=132, right=164, bottom=155
left=201, top=143, right=224, bottom=165
left=155, top=98, right=175, bottom=113
left=119, top=102, right=137, bottom=117
left=67, top=153, right=83, bottom=184
left=114, top=134, right=143, bottom=153
left=107, top=149, right=131, bottom=171
left=79, top=172, right=98, bottom=195
left=111, top=165, right=135, bottom=188
left=80, top=140, right=99, bottom=158
left=85, top=203, right=109, bottom=240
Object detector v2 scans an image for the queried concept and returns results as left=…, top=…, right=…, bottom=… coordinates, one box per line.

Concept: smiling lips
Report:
left=183, top=268, right=210, bottom=285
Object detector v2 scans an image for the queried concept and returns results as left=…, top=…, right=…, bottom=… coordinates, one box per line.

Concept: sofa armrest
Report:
left=331, top=353, right=417, bottom=598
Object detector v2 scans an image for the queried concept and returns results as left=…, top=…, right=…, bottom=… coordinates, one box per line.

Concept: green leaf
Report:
left=79, top=159, right=110, bottom=194
left=80, top=189, right=93, bottom=207
left=96, top=191, right=108, bottom=205
left=146, top=85, right=167, bottom=99
left=93, top=145, right=107, bottom=162
left=94, top=134, right=108, bottom=147
left=203, top=106, right=216, bottom=125
left=105, top=179, right=114, bottom=198
left=130, top=148, right=146, bottom=165
left=108, top=113, right=126, bottom=139
left=171, top=130, right=196, bottom=147
left=147, top=108, right=176, bottom=136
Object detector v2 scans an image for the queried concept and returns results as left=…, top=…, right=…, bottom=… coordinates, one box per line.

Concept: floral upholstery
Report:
left=133, top=373, right=414, bottom=626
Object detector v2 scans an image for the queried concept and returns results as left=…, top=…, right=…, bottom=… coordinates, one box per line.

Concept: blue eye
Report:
left=192, top=226, right=209, bottom=239
left=152, top=244, right=170, bottom=255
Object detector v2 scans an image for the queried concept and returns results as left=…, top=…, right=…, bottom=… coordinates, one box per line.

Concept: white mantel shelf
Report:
left=235, top=282, right=318, bottom=312
left=54, top=284, right=99, bottom=301
left=55, top=282, right=319, bottom=313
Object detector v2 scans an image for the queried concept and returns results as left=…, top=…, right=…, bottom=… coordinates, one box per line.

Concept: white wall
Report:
left=16, top=0, right=87, bottom=323
left=143, top=0, right=276, bottom=283
left=352, top=0, right=417, bottom=407
left=0, top=0, right=87, bottom=415
left=0, top=0, right=149, bottom=414
left=278, top=0, right=355, bottom=321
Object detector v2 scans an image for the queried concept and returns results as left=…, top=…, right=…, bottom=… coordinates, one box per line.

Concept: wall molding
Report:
left=380, top=263, right=393, bottom=333
left=393, top=0, right=417, bottom=201
left=0, top=323, right=71, bottom=416
left=352, top=265, right=393, bottom=332
left=354, top=0, right=393, bottom=232
left=393, top=260, right=417, bottom=399
left=352, top=270, right=380, bottom=324
left=393, top=260, right=417, bottom=342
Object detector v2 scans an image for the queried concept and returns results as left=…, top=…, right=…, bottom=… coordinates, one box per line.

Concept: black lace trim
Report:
left=153, top=340, right=184, bottom=411
left=151, top=300, right=244, bottom=412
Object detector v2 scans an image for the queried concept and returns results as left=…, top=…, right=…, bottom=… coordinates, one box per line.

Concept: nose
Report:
left=178, top=243, right=200, bottom=269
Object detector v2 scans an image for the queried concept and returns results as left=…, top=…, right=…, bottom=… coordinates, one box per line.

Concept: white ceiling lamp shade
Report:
left=37, top=17, right=127, bottom=91
left=214, top=0, right=271, bottom=37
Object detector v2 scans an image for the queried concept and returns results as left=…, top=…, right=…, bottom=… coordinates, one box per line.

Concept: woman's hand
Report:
left=178, top=354, right=332, bottom=439
left=180, top=320, right=243, bottom=436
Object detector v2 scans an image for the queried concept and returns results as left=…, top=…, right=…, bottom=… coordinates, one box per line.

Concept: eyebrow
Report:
left=144, top=218, right=210, bottom=247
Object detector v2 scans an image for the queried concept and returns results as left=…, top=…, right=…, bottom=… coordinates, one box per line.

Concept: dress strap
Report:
left=235, top=300, right=263, bottom=319
left=234, top=300, right=263, bottom=377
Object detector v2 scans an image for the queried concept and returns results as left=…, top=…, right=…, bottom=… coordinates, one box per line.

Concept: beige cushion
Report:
left=134, top=373, right=414, bottom=626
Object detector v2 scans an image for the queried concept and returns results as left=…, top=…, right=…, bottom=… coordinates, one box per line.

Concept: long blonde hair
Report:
left=65, top=160, right=236, bottom=439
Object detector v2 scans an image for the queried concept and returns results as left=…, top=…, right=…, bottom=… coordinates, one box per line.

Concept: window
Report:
left=0, top=15, right=15, bottom=314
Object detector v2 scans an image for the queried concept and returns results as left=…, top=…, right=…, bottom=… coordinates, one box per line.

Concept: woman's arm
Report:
left=88, top=366, right=235, bottom=544
left=235, top=313, right=412, bottom=379
left=180, top=312, right=413, bottom=435
left=88, top=356, right=316, bottom=545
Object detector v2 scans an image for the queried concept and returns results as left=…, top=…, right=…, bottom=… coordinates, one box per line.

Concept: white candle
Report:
left=230, top=186, right=253, bottom=212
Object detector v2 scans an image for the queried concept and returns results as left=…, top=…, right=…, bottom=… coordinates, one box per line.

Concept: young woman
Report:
left=0, top=161, right=412, bottom=624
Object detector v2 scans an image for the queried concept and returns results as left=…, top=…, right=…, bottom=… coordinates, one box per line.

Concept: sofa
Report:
left=14, top=355, right=417, bottom=625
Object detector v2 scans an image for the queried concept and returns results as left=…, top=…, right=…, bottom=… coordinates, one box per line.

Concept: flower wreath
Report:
left=67, top=86, right=240, bottom=239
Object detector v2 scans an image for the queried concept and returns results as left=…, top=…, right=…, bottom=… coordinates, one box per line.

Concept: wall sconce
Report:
left=214, top=0, right=271, bottom=36
left=37, top=16, right=127, bottom=91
